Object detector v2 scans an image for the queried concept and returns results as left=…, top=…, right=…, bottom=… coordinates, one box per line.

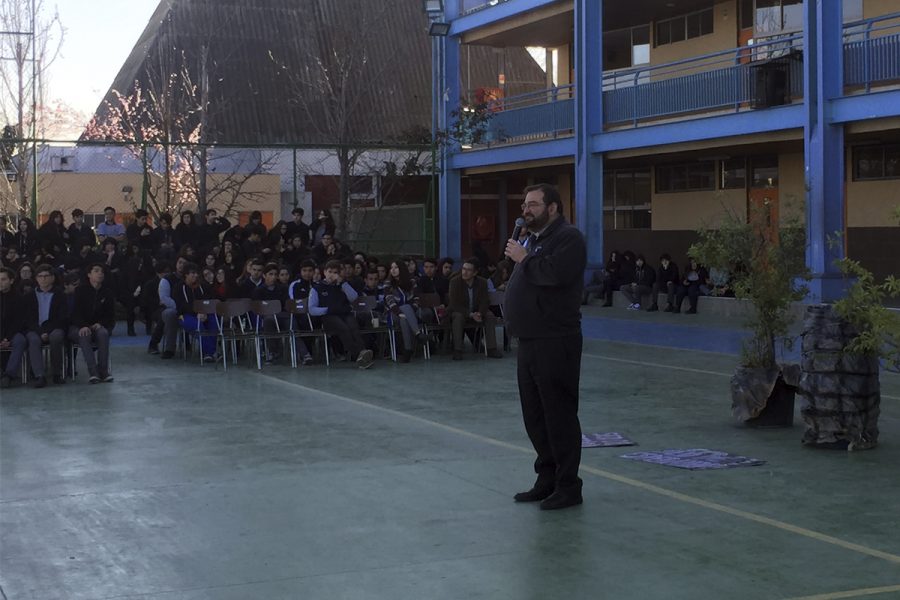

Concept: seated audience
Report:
left=176, top=263, right=217, bottom=362
left=308, top=260, right=373, bottom=369
left=69, top=263, right=116, bottom=383
left=21, top=264, right=68, bottom=386
left=0, top=267, right=27, bottom=388
left=649, top=254, right=679, bottom=313
left=447, top=258, right=502, bottom=361
left=674, top=258, right=709, bottom=314
left=620, top=254, right=656, bottom=310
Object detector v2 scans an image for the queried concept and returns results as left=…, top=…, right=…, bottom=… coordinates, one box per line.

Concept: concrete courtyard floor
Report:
left=1, top=306, right=899, bottom=600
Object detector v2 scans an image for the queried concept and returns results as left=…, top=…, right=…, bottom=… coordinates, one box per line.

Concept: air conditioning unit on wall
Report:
left=51, top=155, right=74, bottom=172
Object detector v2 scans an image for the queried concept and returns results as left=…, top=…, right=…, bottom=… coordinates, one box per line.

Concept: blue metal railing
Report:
left=843, top=13, right=900, bottom=92
left=603, top=34, right=804, bottom=126
left=467, top=85, right=575, bottom=145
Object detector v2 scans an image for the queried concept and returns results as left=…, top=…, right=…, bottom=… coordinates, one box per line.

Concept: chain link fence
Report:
left=1, top=139, right=438, bottom=259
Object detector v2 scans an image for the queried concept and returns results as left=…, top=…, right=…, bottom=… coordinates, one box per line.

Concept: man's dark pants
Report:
left=517, top=333, right=583, bottom=492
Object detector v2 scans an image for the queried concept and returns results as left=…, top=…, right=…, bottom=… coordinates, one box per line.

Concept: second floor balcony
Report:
left=454, top=10, right=900, bottom=151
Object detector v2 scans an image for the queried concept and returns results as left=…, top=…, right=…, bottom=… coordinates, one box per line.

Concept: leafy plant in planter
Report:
left=689, top=202, right=809, bottom=425
left=831, top=258, right=900, bottom=373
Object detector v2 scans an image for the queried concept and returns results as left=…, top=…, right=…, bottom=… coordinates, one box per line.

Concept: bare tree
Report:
left=84, top=49, right=278, bottom=219
left=0, top=0, right=63, bottom=216
left=272, top=2, right=406, bottom=240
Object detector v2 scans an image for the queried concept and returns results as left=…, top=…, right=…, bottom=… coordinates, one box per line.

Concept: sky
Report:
left=43, top=0, right=160, bottom=135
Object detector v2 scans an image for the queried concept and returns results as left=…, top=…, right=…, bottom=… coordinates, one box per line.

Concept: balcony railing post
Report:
left=734, top=47, right=741, bottom=112
left=631, top=71, right=639, bottom=127
left=864, top=20, right=872, bottom=93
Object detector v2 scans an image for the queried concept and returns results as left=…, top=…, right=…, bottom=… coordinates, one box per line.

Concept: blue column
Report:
left=804, top=0, right=845, bottom=302
left=574, top=0, right=604, bottom=274
left=438, top=30, right=462, bottom=260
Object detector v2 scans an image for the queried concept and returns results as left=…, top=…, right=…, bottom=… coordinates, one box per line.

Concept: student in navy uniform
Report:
left=0, top=267, right=27, bottom=388
left=175, top=263, right=217, bottom=361
left=308, top=260, right=373, bottom=369
left=195, top=209, right=231, bottom=254
left=237, top=259, right=265, bottom=298
left=504, top=183, right=587, bottom=511
left=21, top=264, right=69, bottom=387
left=287, top=259, right=316, bottom=300
left=649, top=253, right=679, bottom=312
left=70, top=263, right=116, bottom=383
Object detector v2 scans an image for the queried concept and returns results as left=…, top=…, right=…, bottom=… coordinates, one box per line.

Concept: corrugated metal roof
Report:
left=87, top=0, right=546, bottom=146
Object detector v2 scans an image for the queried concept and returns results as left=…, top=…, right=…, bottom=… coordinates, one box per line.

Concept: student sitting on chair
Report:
left=69, top=263, right=116, bottom=384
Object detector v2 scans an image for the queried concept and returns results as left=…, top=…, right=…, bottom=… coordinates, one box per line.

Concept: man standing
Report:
left=504, top=183, right=586, bottom=511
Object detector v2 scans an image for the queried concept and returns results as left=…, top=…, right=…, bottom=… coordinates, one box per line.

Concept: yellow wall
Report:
left=33, top=172, right=282, bottom=220
left=778, top=152, right=806, bottom=223
left=651, top=187, right=746, bottom=231
left=864, top=0, right=900, bottom=20
left=650, top=1, right=737, bottom=68
left=846, top=150, right=900, bottom=226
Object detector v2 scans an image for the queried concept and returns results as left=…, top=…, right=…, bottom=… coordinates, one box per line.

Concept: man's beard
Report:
left=525, top=211, right=549, bottom=231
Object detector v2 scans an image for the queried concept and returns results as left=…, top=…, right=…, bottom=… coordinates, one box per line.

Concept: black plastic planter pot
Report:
left=746, top=377, right=796, bottom=428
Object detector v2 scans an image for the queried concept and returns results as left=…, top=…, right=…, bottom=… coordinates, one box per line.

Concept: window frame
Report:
left=853, top=144, right=900, bottom=181
left=603, top=168, right=652, bottom=230
left=655, top=161, right=717, bottom=194
left=655, top=6, right=714, bottom=47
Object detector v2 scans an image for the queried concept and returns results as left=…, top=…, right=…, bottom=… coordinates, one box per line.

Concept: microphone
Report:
left=511, top=217, right=526, bottom=243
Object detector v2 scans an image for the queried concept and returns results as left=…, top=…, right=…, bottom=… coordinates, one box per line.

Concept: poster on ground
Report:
left=619, top=448, right=765, bottom=470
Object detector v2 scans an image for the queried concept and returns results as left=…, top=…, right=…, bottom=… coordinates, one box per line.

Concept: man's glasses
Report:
left=520, top=202, right=544, bottom=210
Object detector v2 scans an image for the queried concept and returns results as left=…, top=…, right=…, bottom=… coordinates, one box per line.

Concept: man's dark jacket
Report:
left=504, top=216, right=586, bottom=339
left=448, top=274, right=491, bottom=317
left=21, top=287, right=69, bottom=334
left=71, top=284, right=116, bottom=330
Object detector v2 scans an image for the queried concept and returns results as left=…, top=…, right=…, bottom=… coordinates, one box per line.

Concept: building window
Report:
left=603, top=169, right=651, bottom=230
left=721, top=158, right=747, bottom=190
left=750, top=156, right=779, bottom=188
left=854, top=145, right=900, bottom=180
left=655, top=7, right=714, bottom=47
left=604, top=24, right=651, bottom=70
left=655, top=162, right=716, bottom=193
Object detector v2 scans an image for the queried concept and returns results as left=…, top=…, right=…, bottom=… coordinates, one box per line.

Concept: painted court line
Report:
left=784, top=584, right=900, bottom=600
left=582, top=353, right=900, bottom=401
left=260, top=373, right=900, bottom=568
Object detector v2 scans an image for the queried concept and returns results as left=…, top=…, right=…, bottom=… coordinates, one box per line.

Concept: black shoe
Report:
left=514, top=486, right=554, bottom=503
left=33, top=376, right=47, bottom=389
left=540, top=489, right=583, bottom=511
left=686, top=308, right=697, bottom=314
left=127, top=327, right=137, bottom=337
left=400, top=350, right=412, bottom=363
left=53, top=375, right=66, bottom=385
left=89, top=374, right=101, bottom=384
left=452, top=351, right=463, bottom=361
left=487, top=349, right=503, bottom=359
left=161, top=350, right=175, bottom=359
left=647, top=304, right=659, bottom=312
left=148, top=345, right=160, bottom=355
left=0, top=374, right=12, bottom=389
left=99, top=372, right=114, bottom=383
left=663, top=304, right=674, bottom=313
